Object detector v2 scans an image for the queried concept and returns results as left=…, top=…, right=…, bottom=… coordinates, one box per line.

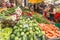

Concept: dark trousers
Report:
left=49, top=14, right=54, bottom=21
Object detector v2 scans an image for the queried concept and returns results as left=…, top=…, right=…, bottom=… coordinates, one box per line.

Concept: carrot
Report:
left=38, top=23, right=60, bottom=38
left=46, top=33, right=57, bottom=38
left=49, top=24, right=59, bottom=30
left=46, top=34, right=56, bottom=38
left=55, top=31, right=60, bottom=36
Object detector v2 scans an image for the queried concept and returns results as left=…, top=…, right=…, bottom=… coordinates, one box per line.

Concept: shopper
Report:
left=37, top=1, right=46, bottom=14
left=6, top=1, right=11, bottom=8
left=29, top=4, right=34, bottom=12
left=2, top=2, right=7, bottom=8
left=34, top=4, right=37, bottom=12
left=48, top=4, right=55, bottom=21
left=43, top=5, right=50, bottom=17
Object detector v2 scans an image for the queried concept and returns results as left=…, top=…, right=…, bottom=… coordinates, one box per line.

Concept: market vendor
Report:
left=29, top=4, right=34, bottom=12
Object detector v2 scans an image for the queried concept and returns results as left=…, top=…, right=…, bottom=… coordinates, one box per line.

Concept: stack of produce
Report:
left=0, top=7, right=15, bottom=21
left=0, top=7, right=15, bottom=16
left=32, top=14, right=49, bottom=24
left=0, top=24, right=12, bottom=40
left=0, top=7, right=49, bottom=40
left=0, top=7, right=22, bottom=28
left=10, top=16, right=44, bottom=40
left=38, top=23, right=60, bottom=39
left=21, top=12, right=49, bottom=24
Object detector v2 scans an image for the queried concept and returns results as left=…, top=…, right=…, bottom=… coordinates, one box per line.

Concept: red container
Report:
left=54, top=12, right=60, bottom=20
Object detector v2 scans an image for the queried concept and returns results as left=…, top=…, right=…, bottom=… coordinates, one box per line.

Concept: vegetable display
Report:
left=32, top=14, right=49, bottom=24
left=0, top=7, right=60, bottom=40
left=0, top=7, right=15, bottom=16
left=38, top=23, right=60, bottom=39
left=0, top=24, right=12, bottom=40
left=10, top=16, right=44, bottom=40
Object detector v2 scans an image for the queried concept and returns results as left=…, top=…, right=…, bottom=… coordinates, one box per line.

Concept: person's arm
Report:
left=48, top=12, right=53, bottom=14
left=39, top=6, right=43, bottom=10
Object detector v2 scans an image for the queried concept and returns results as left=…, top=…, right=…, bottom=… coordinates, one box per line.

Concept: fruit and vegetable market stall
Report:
left=0, top=7, right=46, bottom=40
left=0, top=7, right=60, bottom=40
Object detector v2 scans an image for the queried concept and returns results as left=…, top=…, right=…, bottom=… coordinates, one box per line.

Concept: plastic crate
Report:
left=55, top=23, right=60, bottom=28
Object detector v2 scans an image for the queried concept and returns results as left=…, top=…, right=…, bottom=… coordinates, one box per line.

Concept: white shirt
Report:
left=53, top=8, right=56, bottom=14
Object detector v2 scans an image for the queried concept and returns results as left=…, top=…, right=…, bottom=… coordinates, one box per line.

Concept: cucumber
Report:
left=11, top=34, right=15, bottom=38
left=29, top=36, right=33, bottom=40
left=19, top=37, right=22, bottom=40
left=16, top=32, right=20, bottom=37
left=22, top=35, right=27, bottom=40
left=21, top=32, right=24, bottom=36
left=26, top=32, right=29, bottom=35
left=33, top=34, right=38, bottom=40
left=15, top=37, right=19, bottom=40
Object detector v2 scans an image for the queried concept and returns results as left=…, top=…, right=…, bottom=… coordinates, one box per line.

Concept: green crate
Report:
left=55, top=23, right=60, bottom=28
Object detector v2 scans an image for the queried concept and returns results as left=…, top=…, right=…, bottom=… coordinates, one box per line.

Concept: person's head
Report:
left=48, top=4, right=54, bottom=9
left=30, top=5, right=34, bottom=8
left=41, top=1, right=45, bottom=5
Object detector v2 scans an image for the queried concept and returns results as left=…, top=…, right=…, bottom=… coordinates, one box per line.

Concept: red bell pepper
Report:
left=22, top=12, right=24, bottom=16
left=27, top=13, right=32, bottom=17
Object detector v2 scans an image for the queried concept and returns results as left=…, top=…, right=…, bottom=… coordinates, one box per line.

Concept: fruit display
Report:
left=10, top=16, right=44, bottom=40
left=38, top=23, right=60, bottom=39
